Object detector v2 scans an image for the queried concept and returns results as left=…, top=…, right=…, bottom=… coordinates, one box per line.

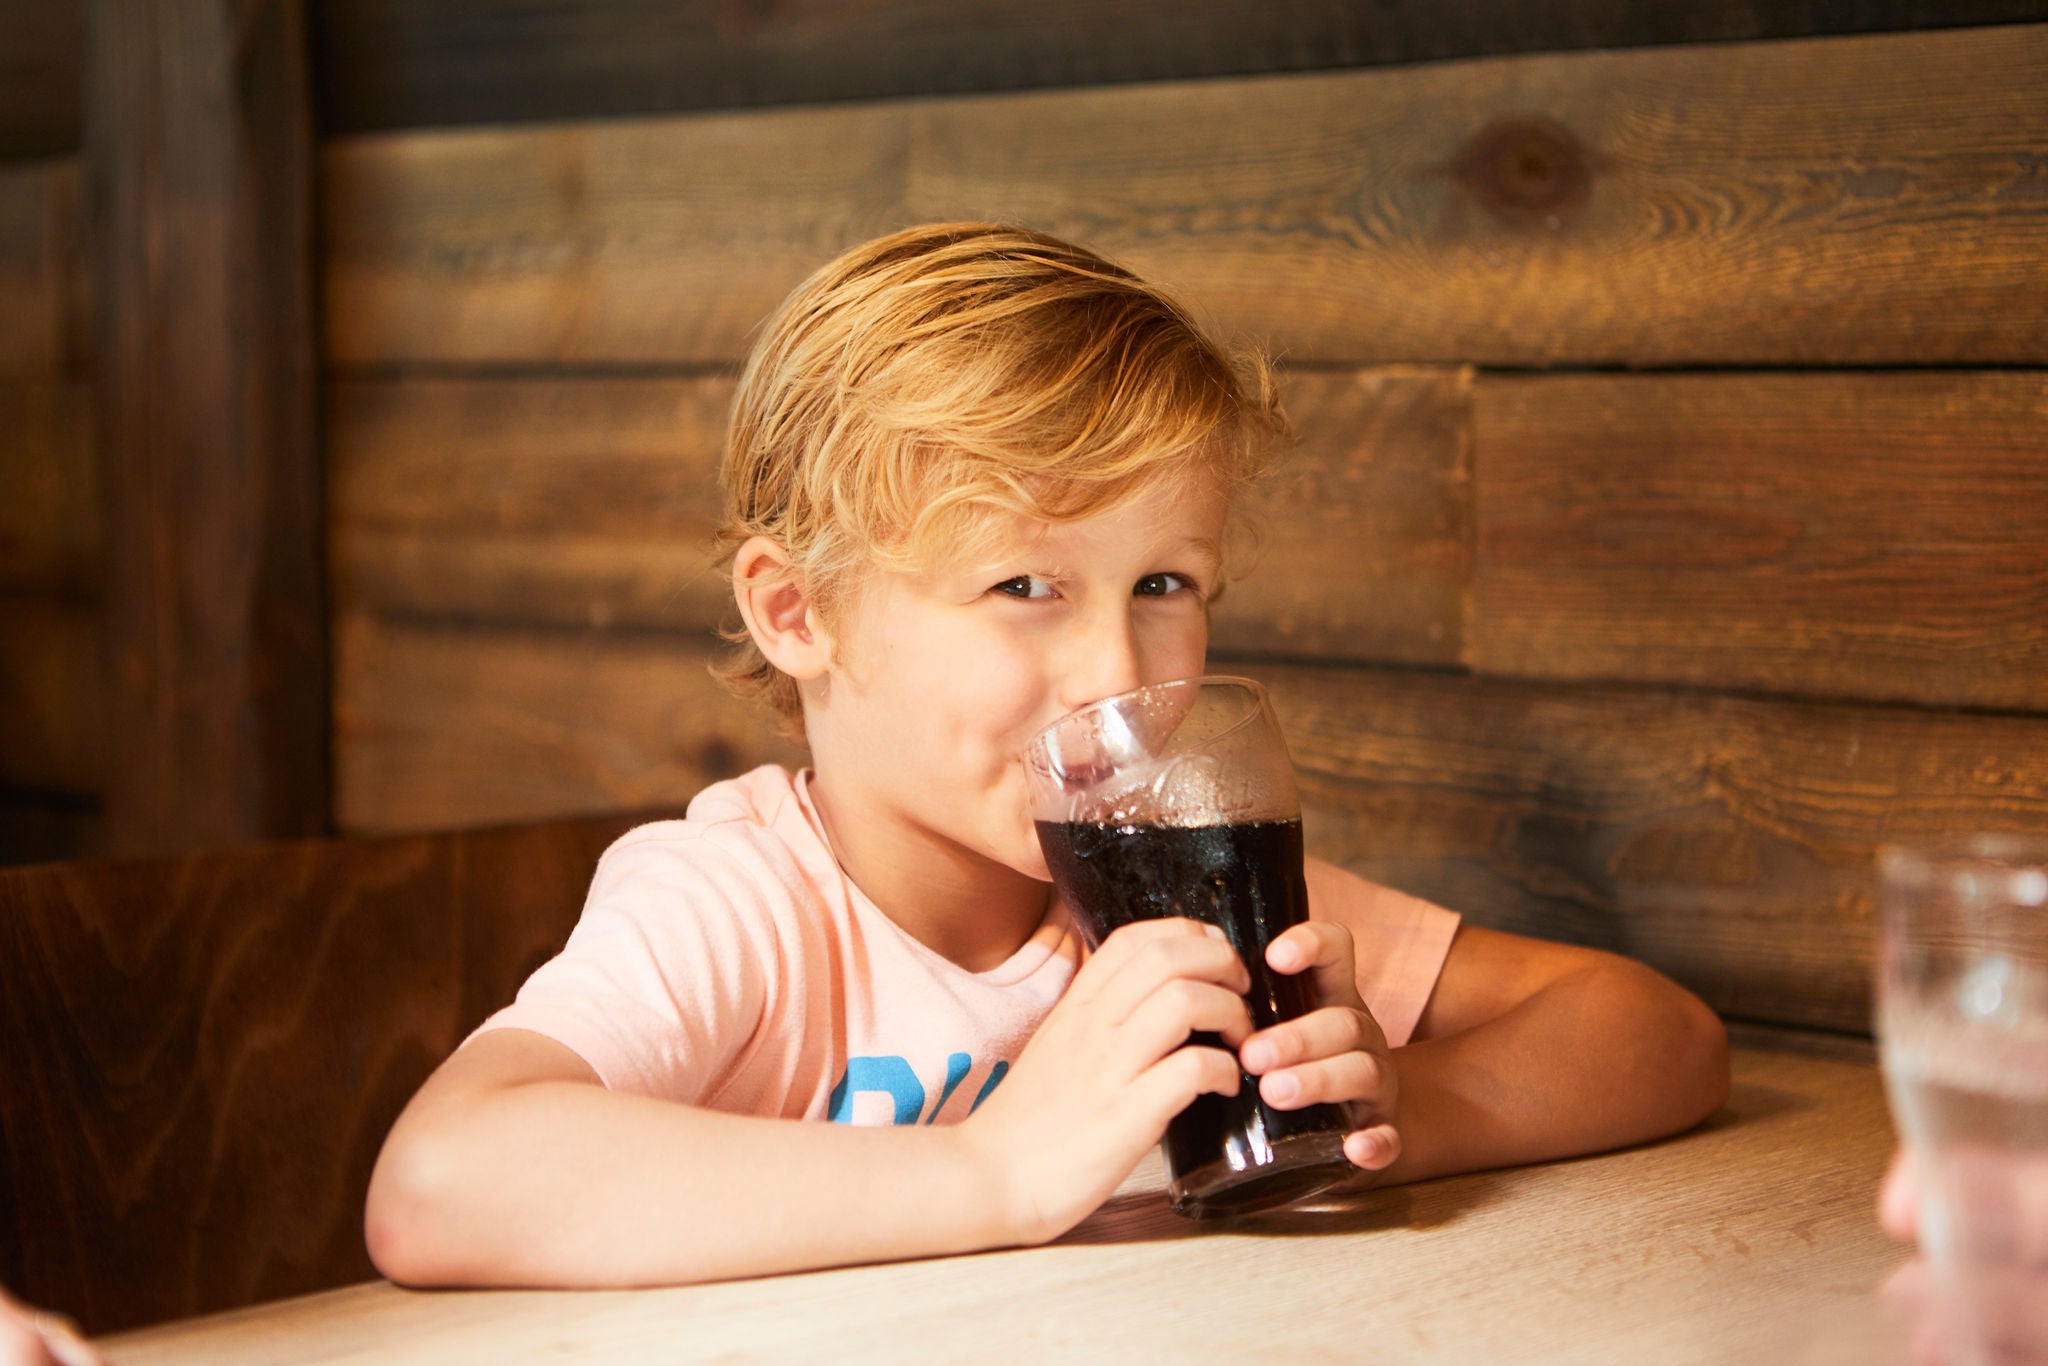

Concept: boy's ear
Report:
left=732, top=536, right=834, bottom=680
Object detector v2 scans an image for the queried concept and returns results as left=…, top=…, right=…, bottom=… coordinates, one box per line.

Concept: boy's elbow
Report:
left=1665, top=978, right=1732, bottom=1128
left=364, top=1127, right=471, bottom=1288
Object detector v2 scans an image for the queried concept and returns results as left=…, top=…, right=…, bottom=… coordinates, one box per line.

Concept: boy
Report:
left=365, top=223, right=1729, bottom=1286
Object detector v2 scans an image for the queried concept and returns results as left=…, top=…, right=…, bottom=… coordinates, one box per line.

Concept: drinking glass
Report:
left=1025, top=675, right=1361, bottom=1219
left=1876, top=837, right=2048, bottom=1365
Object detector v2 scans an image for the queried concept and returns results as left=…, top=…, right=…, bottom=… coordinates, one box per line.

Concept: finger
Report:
left=1265, top=921, right=1367, bottom=1009
left=1131, top=1044, right=1243, bottom=1134
left=1343, top=1124, right=1402, bottom=1172
left=1241, top=1006, right=1382, bottom=1076
left=0, top=1312, right=54, bottom=1366
left=1118, top=979, right=1255, bottom=1067
left=1067, top=918, right=1234, bottom=1007
left=1258, top=1048, right=1386, bottom=1113
left=1879, top=1148, right=1918, bottom=1242
left=1082, top=932, right=1252, bottom=1026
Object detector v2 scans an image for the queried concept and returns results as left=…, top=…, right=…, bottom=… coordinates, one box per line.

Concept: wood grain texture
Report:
left=88, top=0, right=328, bottom=854
left=332, top=607, right=2048, bottom=1030
left=0, top=595, right=102, bottom=794
left=99, top=1045, right=1902, bottom=1363
left=309, top=0, right=2048, bottom=135
left=333, top=613, right=807, bottom=833
left=1472, top=371, right=2048, bottom=711
left=327, top=368, right=1473, bottom=663
left=328, top=374, right=735, bottom=631
left=324, top=25, right=2048, bottom=367
left=0, top=813, right=651, bottom=1333
left=1213, top=368, right=1471, bottom=665
left=0, top=158, right=87, bottom=376
left=0, top=0, right=83, bottom=159
left=1242, top=661, right=2048, bottom=1034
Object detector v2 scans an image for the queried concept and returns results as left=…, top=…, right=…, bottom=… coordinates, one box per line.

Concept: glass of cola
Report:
left=1025, top=675, right=1361, bottom=1219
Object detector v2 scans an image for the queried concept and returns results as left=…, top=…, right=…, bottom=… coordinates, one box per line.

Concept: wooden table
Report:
left=100, top=1041, right=1909, bottom=1365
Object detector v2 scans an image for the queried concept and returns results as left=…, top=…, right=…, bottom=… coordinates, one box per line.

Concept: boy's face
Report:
left=805, top=474, right=1228, bottom=886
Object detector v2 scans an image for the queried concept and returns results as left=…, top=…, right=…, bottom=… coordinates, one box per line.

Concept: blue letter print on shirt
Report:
left=827, top=1054, right=1010, bottom=1125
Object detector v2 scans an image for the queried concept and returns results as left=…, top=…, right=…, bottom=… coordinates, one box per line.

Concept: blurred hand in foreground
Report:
left=1880, top=1147, right=2048, bottom=1365
left=0, top=1288, right=101, bottom=1366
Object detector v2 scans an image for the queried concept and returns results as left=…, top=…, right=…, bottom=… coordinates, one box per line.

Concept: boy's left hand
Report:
left=1239, top=921, right=1400, bottom=1174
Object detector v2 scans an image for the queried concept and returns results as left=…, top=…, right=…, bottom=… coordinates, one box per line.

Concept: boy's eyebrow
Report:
left=1166, top=534, right=1225, bottom=561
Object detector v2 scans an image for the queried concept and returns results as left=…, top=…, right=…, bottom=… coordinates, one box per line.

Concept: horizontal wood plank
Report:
left=333, top=613, right=808, bottom=832
left=332, top=603, right=2048, bottom=1032
left=325, top=25, right=2048, bottom=367
left=0, top=812, right=645, bottom=1331
left=1246, top=661, right=2048, bottom=1033
left=327, top=368, right=1472, bottom=665
left=310, top=0, right=2048, bottom=135
left=328, top=374, right=735, bottom=631
left=0, top=158, right=87, bottom=375
left=1472, top=371, right=2048, bottom=711
left=0, top=379, right=95, bottom=593
left=1217, top=368, right=1470, bottom=665
left=0, top=595, right=102, bottom=794
left=332, top=367, right=2047, bottom=709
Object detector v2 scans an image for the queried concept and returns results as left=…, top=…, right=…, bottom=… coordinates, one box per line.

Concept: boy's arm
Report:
left=365, top=1029, right=1004, bottom=1286
left=1381, top=924, right=1731, bottom=1184
left=366, top=917, right=1253, bottom=1286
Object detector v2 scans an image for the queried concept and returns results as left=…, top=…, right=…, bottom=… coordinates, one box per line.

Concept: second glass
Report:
left=1025, top=675, right=1360, bottom=1219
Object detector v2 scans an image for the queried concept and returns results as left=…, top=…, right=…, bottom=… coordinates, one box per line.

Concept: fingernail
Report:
left=1202, top=923, right=1227, bottom=941
left=1265, top=1073, right=1298, bottom=1104
left=1243, top=1040, right=1273, bottom=1072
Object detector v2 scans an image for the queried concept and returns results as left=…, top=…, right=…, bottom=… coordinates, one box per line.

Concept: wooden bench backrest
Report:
left=0, top=813, right=654, bottom=1333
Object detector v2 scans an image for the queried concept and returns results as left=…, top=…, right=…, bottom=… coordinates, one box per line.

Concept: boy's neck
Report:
left=805, top=771, right=1053, bottom=973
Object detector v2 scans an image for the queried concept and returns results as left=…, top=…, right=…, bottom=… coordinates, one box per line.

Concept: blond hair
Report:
left=714, top=222, right=1287, bottom=731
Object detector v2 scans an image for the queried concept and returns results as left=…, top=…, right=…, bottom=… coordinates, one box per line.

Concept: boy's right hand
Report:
left=954, top=917, right=1252, bottom=1246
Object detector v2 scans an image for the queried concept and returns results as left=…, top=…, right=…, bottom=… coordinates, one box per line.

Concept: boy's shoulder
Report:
left=585, top=765, right=827, bottom=917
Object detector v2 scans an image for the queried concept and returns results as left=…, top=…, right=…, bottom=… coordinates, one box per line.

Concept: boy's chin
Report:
left=1002, top=840, right=1053, bottom=884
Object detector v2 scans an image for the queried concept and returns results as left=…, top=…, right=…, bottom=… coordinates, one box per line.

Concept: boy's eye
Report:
left=992, top=575, right=1055, bottom=600
left=1134, top=572, right=1192, bottom=598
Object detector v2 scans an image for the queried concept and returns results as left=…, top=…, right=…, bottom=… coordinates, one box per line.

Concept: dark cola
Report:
left=1036, top=817, right=1356, bottom=1217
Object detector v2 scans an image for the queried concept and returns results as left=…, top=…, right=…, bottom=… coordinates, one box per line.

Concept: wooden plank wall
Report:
left=3, top=7, right=2045, bottom=1032
left=323, top=23, right=2048, bottom=1037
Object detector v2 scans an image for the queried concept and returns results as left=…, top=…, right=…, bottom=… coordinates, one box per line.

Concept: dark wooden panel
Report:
left=0, top=788, right=100, bottom=867
left=0, top=158, right=87, bottom=376
left=325, top=26, right=2048, bottom=367
left=0, top=0, right=83, bottom=159
left=0, top=595, right=101, bottom=794
left=333, top=613, right=807, bottom=832
left=1471, top=371, right=2048, bottom=712
left=327, top=369, right=1473, bottom=666
left=310, top=0, right=2048, bottom=136
left=88, top=0, right=328, bottom=855
left=0, top=812, right=650, bottom=1332
left=0, top=380, right=94, bottom=593
left=1241, top=662, right=2048, bottom=1035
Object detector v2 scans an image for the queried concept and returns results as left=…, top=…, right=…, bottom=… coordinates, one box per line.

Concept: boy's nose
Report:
left=1056, top=612, right=1145, bottom=714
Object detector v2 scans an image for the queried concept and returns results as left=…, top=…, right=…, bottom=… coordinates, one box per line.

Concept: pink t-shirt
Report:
left=474, top=765, right=1460, bottom=1127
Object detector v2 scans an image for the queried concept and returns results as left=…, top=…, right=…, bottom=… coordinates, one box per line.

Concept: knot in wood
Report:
left=1451, top=116, right=1593, bottom=229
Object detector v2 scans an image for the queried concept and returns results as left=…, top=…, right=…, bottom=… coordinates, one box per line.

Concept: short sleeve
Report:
left=1305, top=858, right=1461, bottom=1049
left=467, top=825, right=777, bottom=1101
